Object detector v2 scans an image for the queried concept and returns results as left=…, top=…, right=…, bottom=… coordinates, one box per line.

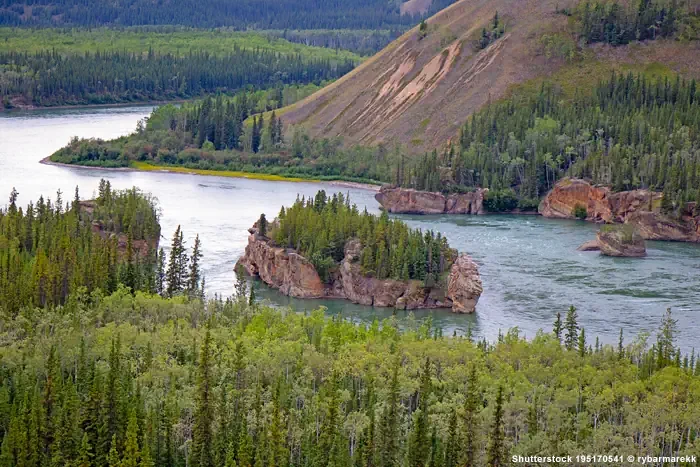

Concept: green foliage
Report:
left=572, top=203, right=588, bottom=219
left=0, top=290, right=696, bottom=467
left=483, top=189, right=518, bottom=212
left=576, top=0, right=688, bottom=45
left=0, top=181, right=159, bottom=315
left=269, top=190, right=457, bottom=283
left=400, top=72, right=700, bottom=209
left=51, top=87, right=396, bottom=184
left=0, top=46, right=354, bottom=107
left=477, top=11, right=505, bottom=49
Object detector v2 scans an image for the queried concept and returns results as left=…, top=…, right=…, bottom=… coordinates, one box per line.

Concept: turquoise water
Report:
left=1, top=106, right=699, bottom=350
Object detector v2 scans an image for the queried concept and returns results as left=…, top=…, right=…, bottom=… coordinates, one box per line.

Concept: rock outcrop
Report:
left=447, top=255, right=483, bottom=313
left=375, top=186, right=487, bottom=215
left=236, top=230, right=326, bottom=298
left=577, top=240, right=601, bottom=251
left=540, top=178, right=700, bottom=243
left=237, top=226, right=483, bottom=313
left=596, top=226, right=647, bottom=257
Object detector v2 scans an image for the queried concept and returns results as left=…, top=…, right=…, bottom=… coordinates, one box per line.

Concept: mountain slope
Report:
left=282, top=0, right=700, bottom=152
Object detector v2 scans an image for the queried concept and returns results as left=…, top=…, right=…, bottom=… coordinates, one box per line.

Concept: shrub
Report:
left=573, top=204, right=588, bottom=220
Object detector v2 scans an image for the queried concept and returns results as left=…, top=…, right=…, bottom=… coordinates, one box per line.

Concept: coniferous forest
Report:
left=268, top=190, right=456, bottom=283
left=1, top=48, right=355, bottom=107
left=0, top=182, right=699, bottom=466
left=0, top=0, right=455, bottom=30
left=400, top=72, right=700, bottom=214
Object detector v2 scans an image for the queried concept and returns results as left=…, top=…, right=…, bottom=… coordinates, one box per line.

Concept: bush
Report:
left=573, top=204, right=588, bottom=220
left=483, top=188, right=518, bottom=212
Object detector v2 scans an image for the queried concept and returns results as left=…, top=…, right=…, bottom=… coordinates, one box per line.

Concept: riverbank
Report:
left=2, top=98, right=178, bottom=113
left=40, top=157, right=381, bottom=190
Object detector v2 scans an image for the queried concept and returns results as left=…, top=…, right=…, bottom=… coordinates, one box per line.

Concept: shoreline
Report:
left=40, top=157, right=381, bottom=191
left=2, top=99, right=184, bottom=113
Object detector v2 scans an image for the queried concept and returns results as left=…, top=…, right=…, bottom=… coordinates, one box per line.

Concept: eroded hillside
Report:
left=282, top=0, right=700, bottom=152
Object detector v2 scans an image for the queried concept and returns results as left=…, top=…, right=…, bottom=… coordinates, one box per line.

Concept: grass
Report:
left=512, top=50, right=677, bottom=100
left=130, top=162, right=314, bottom=182
left=0, top=27, right=363, bottom=62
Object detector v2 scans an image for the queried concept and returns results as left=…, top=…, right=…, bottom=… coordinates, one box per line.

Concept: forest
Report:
left=399, top=72, right=700, bottom=214
left=49, top=87, right=398, bottom=183
left=0, top=270, right=699, bottom=467
left=574, top=0, right=690, bottom=45
left=267, top=190, right=456, bottom=283
left=0, top=47, right=355, bottom=107
left=0, top=181, right=161, bottom=314
left=0, top=0, right=455, bottom=30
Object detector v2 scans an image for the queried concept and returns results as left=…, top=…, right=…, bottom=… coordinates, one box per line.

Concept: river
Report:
left=1, top=106, right=699, bottom=351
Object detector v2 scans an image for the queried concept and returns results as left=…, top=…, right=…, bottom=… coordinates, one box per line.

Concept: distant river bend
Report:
left=1, top=106, right=699, bottom=350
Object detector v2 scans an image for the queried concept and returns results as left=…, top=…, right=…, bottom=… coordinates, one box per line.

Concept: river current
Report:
left=1, top=106, right=699, bottom=350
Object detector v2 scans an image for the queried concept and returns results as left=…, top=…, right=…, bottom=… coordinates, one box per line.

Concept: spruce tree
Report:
left=77, top=433, right=93, bottom=467
left=564, top=306, right=579, bottom=351
left=107, top=435, right=120, bottom=467
left=462, top=366, right=478, bottom=466
left=379, top=361, right=400, bottom=467
left=188, top=234, right=203, bottom=297
left=408, top=358, right=431, bottom=467
left=552, top=312, right=563, bottom=343
left=486, top=386, right=505, bottom=467
left=192, top=325, right=214, bottom=467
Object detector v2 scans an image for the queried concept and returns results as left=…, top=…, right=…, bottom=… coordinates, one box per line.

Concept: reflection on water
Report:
left=1, top=106, right=699, bottom=350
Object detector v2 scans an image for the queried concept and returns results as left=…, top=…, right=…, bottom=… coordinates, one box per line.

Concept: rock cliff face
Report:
left=596, top=227, right=647, bottom=257
left=375, top=186, right=487, bottom=215
left=540, top=178, right=700, bottom=242
left=237, top=227, right=483, bottom=313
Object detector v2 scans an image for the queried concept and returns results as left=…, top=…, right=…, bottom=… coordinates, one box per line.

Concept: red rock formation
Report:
left=597, top=227, right=646, bottom=257
left=237, top=226, right=483, bottom=312
left=236, top=229, right=326, bottom=298
left=375, top=186, right=487, bottom=215
left=540, top=178, right=700, bottom=243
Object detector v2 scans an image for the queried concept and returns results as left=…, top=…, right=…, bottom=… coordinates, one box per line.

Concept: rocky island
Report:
left=375, top=178, right=700, bottom=244
left=374, top=186, right=488, bottom=215
left=237, top=191, right=483, bottom=312
left=596, top=225, right=647, bottom=258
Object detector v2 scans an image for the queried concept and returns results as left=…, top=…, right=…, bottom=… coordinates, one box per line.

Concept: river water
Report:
left=1, top=106, right=699, bottom=350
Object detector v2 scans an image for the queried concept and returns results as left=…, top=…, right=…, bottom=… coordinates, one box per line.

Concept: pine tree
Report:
left=618, top=328, right=624, bottom=358
left=552, top=312, right=563, bottom=343
left=486, top=386, right=504, bottom=467
left=258, top=214, right=268, bottom=237
left=462, top=366, right=478, bottom=466
left=156, top=248, right=166, bottom=296
left=122, top=410, right=140, bottom=467
left=408, top=358, right=431, bottom=467
left=107, top=435, right=120, bottom=467
left=192, top=325, right=214, bottom=467
left=578, top=327, right=587, bottom=357
left=564, top=306, right=579, bottom=351
left=166, top=226, right=187, bottom=297
left=77, top=433, right=93, bottom=467
left=188, top=234, right=203, bottom=297
left=379, top=361, right=400, bottom=467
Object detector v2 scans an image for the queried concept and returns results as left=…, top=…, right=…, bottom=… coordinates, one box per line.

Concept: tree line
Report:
left=398, top=72, right=700, bottom=215
left=0, top=181, right=207, bottom=316
left=1, top=48, right=355, bottom=108
left=267, top=190, right=456, bottom=284
left=50, top=92, right=400, bottom=184
left=0, top=182, right=160, bottom=315
left=0, top=285, right=698, bottom=467
left=575, top=0, right=688, bottom=45
left=0, top=0, right=455, bottom=30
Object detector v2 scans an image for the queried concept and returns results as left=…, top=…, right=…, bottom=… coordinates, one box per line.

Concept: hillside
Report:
left=281, top=0, right=700, bottom=152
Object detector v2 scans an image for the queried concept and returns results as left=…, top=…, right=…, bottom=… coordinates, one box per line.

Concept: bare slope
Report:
left=282, top=0, right=700, bottom=152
